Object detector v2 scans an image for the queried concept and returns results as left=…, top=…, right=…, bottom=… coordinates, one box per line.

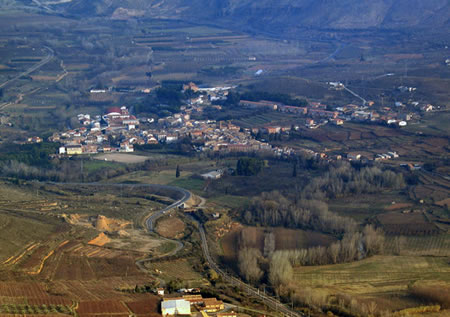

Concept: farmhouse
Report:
left=201, top=170, right=223, bottom=180
left=66, top=145, right=83, bottom=155
left=171, top=294, right=204, bottom=306
left=202, top=298, right=224, bottom=313
left=161, top=299, right=191, bottom=316
left=331, top=118, right=344, bottom=125
left=263, top=126, right=281, bottom=134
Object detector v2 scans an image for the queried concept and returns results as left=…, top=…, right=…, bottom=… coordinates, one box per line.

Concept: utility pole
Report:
left=80, top=158, right=84, bottom=183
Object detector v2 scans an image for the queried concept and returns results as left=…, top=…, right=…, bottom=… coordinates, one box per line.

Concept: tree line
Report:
left=238, top=224, right=385, bottom=286
left=243, top=191, right=356, bottom=234
left=299, top=161, right=405, bottom=200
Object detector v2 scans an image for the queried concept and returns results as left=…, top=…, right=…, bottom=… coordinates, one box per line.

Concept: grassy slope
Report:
left=293, top=255, right=450, bottom=310
left=0, top=212, right=56, bottom=262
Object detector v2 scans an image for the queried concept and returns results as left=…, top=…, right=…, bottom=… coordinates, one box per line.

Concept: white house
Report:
left=161, top=299, right=191, bottom=316
left=347, top=153, right=361, bottom=161
left=157, top=288, right=165, bottom=296
left=201, top=170, right=223, bottom=180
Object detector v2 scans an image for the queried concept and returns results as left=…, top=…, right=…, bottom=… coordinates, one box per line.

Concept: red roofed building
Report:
left=106, top=107, right=122, bottom=115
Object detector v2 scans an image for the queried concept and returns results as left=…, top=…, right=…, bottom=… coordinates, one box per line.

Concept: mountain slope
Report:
left=53, top=0, right=450, bottom=31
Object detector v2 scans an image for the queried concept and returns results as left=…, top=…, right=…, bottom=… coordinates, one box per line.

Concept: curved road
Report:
left=43, top=182, right=301, bottom=316
left=144, top=185, right=191, bottom=231
left=135, top=185, right=190, bottom=272
left=139, top=185, right=303, bottom=317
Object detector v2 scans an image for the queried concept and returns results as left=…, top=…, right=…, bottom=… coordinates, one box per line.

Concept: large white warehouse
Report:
left=161, top=299, right=191, bottom=316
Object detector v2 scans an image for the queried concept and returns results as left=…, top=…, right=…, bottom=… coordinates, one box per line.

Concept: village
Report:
left=48, top=104, right=280, bottom=157
left=45, top=81, right=439, bottom=163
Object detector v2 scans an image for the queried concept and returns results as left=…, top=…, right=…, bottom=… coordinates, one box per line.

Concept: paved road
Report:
left=343, top=84, right=367, bottom=106
left=145, top=186, right=191, bottom=231
left=0, top=46, right=54, bottom=90
left=131, top=183, right=302, bottom=316
left=43, top=182, right=301, bottom=316
left=135, top=184, right=190, bottom=272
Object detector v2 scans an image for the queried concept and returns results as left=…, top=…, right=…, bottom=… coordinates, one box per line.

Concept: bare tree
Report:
left=328, top=242, right=341, bottom=264
left=238, top=247, right=263, bottom=284
left=263, top=231, right=275, bottom=257
left=269, top=251, right=293, bottom=294
left=363, top=225, right=385, bottom=256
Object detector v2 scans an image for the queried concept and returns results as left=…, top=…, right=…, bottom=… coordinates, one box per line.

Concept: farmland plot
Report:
left=293, top=255, right=450, bottom=311
left=77, top=300, right=130, bottom=315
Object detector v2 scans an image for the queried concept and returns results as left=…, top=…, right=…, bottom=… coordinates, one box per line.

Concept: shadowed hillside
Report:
left=52, top=0, right=450, bottom=32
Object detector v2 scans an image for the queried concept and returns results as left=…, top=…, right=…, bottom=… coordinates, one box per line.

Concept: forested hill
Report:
left=55, top=0, right=450, bottom=31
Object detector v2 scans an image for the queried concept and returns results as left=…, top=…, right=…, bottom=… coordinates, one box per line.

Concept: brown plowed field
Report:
left=77, top=300, right=130, bottom=315
left=52, top=255, right=96, bottom=280
left=126, top=297, right=160, bottom=315
left=0, top=315, right=69, bottom=317
left=16, top=246, right=49, bottom=270
left=0, top=283, right=47, bottom=297
left=47, top=277, right=153, bottom=301
left=78, top=314, right=130, bottom=317
left=377, top=212, right=440, bottom=235
left=27, top=297, right=73, bottom=306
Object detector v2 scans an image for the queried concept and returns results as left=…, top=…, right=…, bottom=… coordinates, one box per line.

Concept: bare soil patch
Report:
left=156, top=216, right=185, bottom=239
left=126, top=297, right=160, bottom=315
left=88, top=233, right=111, bottom=247
left=94, top=153, right=149, bottom=164
left=77, top=300, right=130, bottom=315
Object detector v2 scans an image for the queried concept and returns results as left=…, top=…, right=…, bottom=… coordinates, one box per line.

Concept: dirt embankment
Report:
left=88, top=232, right=111, bottom=247
left=63, top=214, right=131, bottom=233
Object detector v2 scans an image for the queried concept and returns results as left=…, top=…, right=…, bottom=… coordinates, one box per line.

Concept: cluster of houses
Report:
left=311, top=151, right=400, bottom=163
left=49, top=103, right=291, bottom=156
left=45, top=81, right=437, bottom=160
left=239, top=97, right=435, bottom=130
left=375, top=151, right=399, bottom=161
left=160, top=292, right=235, bottom=317
left=49, top=106, right=142, bottom=155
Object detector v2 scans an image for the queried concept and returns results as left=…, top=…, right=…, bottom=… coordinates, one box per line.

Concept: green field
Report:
left=403, top=111, right=450, bottom=136
left=208, top=194, right=250, bottom=209
left=145, top=257, right=207, bottom=287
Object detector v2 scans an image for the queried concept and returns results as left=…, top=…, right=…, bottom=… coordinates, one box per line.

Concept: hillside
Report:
left=51, top=0, right=450, bottom=32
